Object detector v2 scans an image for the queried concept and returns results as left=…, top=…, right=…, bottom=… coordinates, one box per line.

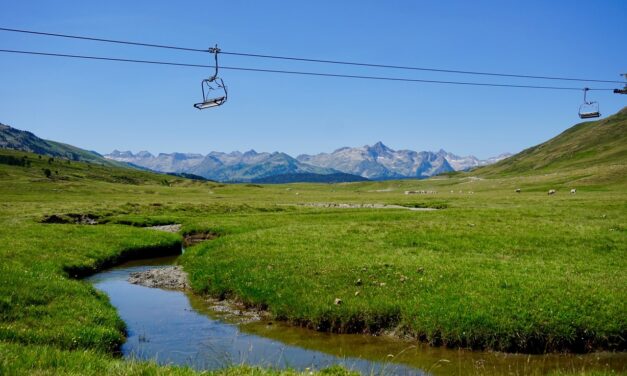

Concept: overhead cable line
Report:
left=0, top=27, right=208, bottom=53
left=0, top=48, right=616, bottom=92
left=0, top=26, right=624, bottom=85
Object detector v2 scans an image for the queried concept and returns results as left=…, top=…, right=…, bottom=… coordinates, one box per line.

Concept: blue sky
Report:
left=0, top=1, right=625, bottom=158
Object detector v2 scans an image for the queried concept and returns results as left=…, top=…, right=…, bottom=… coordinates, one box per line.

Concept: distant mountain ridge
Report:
left=436, top=149, right=513, bottom=171
left=107, top=142, right=509, bottom=182
left=108, top=149, right=341, bottom=182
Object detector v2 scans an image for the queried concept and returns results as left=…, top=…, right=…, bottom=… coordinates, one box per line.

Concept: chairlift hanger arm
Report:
left=206, top=44, right=221, bottom=80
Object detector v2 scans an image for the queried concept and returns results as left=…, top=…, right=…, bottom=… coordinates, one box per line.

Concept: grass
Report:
left=0, top=146, right=625, bottom=374
left=0, top=342, right=357, bottom=375
left=180, top=192, right=625, bottom=353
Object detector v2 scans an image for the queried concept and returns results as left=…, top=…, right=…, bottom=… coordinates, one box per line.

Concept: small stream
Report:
left=86, top=256, right=626, bottom=375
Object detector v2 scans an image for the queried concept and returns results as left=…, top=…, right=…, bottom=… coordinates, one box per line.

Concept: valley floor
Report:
left=0, top=149, right=625, bottom=374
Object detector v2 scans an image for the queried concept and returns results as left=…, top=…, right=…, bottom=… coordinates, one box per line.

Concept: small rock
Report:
left=400, top=275, right=408, bottom=282
left=355, top=278, right=362, bottom=286
left=354, top=291, right=360, bottom=296
left=334, top=298, right=343, bottom=305
left=417, top=267, right=425, bottom=274
left=379, top=282, right=386, bottom=287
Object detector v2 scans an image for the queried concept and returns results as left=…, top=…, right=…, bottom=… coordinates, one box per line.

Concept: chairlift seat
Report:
left=194, top=96, right=226, bottom=110
left=579, top=111, right=600, bottom=119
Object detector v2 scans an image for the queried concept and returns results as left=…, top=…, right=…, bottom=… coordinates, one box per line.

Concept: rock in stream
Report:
left=128, top=266, right=190, bottom=290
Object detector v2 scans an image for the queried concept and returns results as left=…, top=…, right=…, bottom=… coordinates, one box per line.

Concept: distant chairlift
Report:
left=194, top=45, right=227, bottom=110
left=578, top=88, right=600, bottom=119
left=614, top=73, right=627, bottom=95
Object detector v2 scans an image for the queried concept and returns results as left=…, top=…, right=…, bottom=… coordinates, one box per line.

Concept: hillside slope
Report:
left=0, top=123, right=109, bottom=164
left=0, top=148, right=197, bottom=187
left=477, top=107, right=626, bottom=176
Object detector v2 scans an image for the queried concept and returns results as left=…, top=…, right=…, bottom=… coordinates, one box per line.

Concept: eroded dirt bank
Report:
left=128, top=265, right=266, bottom=323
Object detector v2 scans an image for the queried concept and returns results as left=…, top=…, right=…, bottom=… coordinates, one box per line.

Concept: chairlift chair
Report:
left=194, top=77, right=227, bottom=109
left=578, top=88, right=600, bottom=119
left=194, top=45, right=227, bottom=110
left=614, top=73, right=627, bottom=94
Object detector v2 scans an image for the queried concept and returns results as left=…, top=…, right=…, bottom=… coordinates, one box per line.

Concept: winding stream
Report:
left=86, top=256, right=626, bottom=375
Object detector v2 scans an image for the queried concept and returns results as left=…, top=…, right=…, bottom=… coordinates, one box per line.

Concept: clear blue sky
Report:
left=0, top=1, right=625, bottom=158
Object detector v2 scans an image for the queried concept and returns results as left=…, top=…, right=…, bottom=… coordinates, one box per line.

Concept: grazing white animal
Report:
left=548, top=189, right=556, bottom=195
left=515, top=188, right=521, bottom=193
left=570, top=189, right=577, bottom=194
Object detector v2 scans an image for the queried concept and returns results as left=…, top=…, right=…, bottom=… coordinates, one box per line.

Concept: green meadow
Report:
left=0, top=111, right=625, bottom=374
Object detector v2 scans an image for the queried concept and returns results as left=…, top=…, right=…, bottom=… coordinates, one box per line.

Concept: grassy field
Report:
left=0, top=141, right=625, bottom=374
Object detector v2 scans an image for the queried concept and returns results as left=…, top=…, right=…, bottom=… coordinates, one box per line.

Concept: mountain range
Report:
left=105, top=143, right=511, bottom=182
left=0, top=121, right=511, bottom=183
left=3, top=108, right=625, bottom=185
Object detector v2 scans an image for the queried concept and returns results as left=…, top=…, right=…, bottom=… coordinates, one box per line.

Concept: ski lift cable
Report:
left=0, top=26, right=624, bottom=85
left=0, top=48, right=617, bottom=92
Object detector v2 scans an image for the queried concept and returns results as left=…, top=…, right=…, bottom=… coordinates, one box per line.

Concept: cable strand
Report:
left=0, top=48, right=616, bottom=91
left=0, top=26, right=623, bottom=84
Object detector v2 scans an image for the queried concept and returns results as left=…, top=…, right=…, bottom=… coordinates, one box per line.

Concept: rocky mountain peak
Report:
left=369, top=141, right=393, bottom=155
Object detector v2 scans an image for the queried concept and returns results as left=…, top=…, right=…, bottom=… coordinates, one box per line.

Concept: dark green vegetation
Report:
left=251, top=172, right=369, bottom=184
left=167, top=172, right=213, bottom=181
left=0, top=153, right=31, bottom=167
left=0, top=110, right=625, bottom=374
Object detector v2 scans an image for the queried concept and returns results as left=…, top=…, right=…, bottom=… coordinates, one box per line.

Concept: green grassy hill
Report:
left=0, top=148, right=199, bottom=187
left=1, top=122, right=115, bottom=165
left=476, top=107, right=626, bottom=177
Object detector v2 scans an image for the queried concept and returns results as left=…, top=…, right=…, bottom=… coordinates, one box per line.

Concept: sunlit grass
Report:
left=0, top=147, right=624, bottom=374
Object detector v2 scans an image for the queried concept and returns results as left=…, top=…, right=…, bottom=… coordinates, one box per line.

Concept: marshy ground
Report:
left=0, top=147, right=625, bottom=374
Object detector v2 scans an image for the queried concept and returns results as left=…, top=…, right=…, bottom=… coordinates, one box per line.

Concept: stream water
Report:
left=86, top=256, right=626, bottom=375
